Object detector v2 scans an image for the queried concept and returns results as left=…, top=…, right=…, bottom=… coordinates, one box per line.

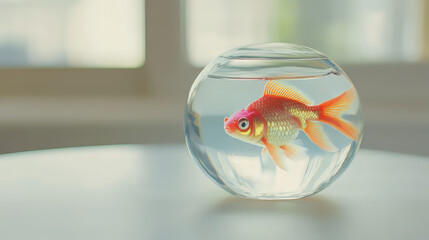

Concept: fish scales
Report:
left=247, top=96, right=319, bottom=146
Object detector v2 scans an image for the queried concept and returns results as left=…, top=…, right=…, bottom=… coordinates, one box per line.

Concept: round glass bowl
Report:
left=185, top=43, right=363, bottom=199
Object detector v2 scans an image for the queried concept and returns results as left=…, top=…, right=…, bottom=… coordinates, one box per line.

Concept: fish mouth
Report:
left=224, top=125, right=233, bottom=134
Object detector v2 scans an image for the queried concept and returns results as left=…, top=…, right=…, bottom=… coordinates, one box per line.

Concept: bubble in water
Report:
left=184, top=43, right=363, bottom=199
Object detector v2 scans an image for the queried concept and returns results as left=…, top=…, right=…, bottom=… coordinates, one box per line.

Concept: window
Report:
left=0, top=0, right=144, bottom=68
left=186, top=0, right=428, bottom=67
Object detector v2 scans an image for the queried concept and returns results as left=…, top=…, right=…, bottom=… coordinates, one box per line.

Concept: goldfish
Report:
left=224, top=80, right=358, bottom=170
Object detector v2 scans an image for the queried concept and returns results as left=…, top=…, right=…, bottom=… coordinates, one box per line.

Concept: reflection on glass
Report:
left=0, top=0, right=144, bottom=67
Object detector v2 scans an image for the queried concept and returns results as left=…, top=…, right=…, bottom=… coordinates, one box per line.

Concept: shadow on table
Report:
left=206, top=195, right=340, bottom=217
left=196, top=196, right=346, bottom=239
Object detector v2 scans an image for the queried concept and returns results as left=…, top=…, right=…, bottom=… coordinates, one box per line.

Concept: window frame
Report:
left=0, top=0, right=201, bottom=99
left=2, top=0, right=428, bottom=99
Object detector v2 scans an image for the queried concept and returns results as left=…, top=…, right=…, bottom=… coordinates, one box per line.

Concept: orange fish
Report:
left=224, top=80, right=358, bottom=170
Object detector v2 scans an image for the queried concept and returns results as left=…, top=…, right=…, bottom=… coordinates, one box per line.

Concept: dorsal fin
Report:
left=263, top=81, right=312, bottom=105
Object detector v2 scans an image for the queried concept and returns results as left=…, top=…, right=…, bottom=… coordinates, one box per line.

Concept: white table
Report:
left=0, top=145, right=427, bottom=240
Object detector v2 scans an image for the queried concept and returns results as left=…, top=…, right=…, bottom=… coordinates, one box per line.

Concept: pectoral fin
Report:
left=261, top=139, right=287, bottom=170
left=279, top=144, right=299, bottom=158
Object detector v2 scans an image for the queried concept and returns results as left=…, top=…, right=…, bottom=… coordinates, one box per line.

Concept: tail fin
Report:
left=318, top=88, right=359, bottom=141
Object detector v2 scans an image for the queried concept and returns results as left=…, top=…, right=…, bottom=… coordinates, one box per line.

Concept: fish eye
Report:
left=238, top=118, right=249, bottom=130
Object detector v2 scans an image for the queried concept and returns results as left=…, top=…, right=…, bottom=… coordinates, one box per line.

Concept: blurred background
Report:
left=0, top=0, right=428, bottom=156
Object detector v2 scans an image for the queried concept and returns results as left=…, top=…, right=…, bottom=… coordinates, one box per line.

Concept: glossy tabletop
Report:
left=0, top=145, right=427, bottom=240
